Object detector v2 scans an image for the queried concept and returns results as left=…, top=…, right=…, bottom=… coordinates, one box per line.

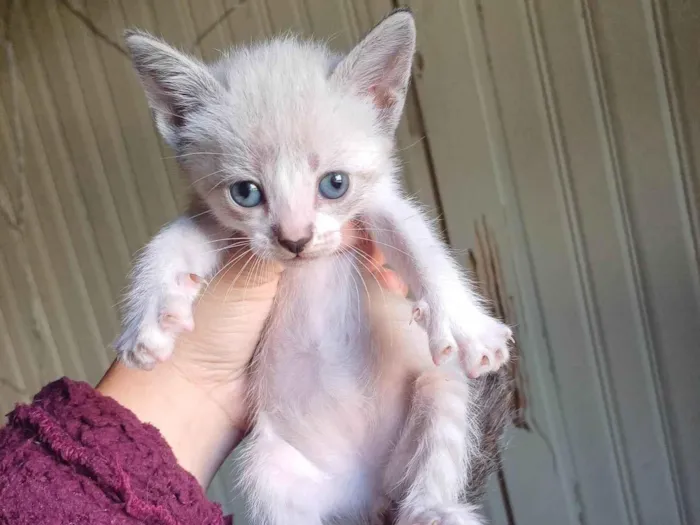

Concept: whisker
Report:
left=348, top=244, right=391, bottom=289
left=225, top=251, right=256, bottom=303
left=163, top=151, right=239, bottom=160
left=189, top=167, right=230, bottom=187
left=341, top=251, right=371, bottom=305
left=150, top=108, right=188, bottom=121
left=354, top=210, right=443, bottom=226
left=338, top=251, right=359, bottom=302
left=349, top=250, right=397, bottom=355
left=243, top=252, right=264, bottom=302
left=329, top=253, right=357, bottom=319
left=348, top=247, right=387, bottom=309
left=187, top=209, right=213, bottom=220
left=201, top=248, right=252, bottom=297
left=343, top=235, right=415, bottom=260
left=225, top=247, right=255, bottom=269
left=202, top=241, right=250, bottom=256
left=200, top=236, right=248, bottom=245
left=205, top=177, right=231, bottom=197
left=199, top=258, right=236, bottom=302
left=344, top=227, right=402, bottom=234
left=396, top=136, right=426, bottom=153
left=255, top=261, right=285, bottom=363
left=353, top=212, right=442, bottom=229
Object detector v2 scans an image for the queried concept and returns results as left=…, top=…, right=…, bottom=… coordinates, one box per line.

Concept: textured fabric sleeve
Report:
left=0, top=378, right=232, bottom=525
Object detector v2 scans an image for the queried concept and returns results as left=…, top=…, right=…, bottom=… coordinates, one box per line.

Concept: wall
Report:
left=1, top=1, right=698, bottom=524
left=403, top=1, right=700, bottom=523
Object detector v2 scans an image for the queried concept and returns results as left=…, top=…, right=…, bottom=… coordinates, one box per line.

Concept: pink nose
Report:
left=277, top=234, right=312, bottom=254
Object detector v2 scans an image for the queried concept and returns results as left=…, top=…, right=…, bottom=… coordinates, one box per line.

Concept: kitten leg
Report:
left=240, top=419, right=325, bottom=525
left=114, top=216, right=221, bottom=369
left=385, top=368, right=484, bottom=525
left=365, top=187, right=512, bottom=378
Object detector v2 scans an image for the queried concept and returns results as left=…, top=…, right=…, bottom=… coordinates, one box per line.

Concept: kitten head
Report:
left=125, top=9, right=415, bottom=263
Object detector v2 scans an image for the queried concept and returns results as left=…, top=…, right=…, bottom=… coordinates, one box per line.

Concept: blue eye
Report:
left=319, top=172, right=349, bottom=199
left=230, top=181, right=263, bottom=207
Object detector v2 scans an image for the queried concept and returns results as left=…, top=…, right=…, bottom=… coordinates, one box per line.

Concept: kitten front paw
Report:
left=114, top=272, right=203, bottom=369
left=414, top=297, right=512, bottom=378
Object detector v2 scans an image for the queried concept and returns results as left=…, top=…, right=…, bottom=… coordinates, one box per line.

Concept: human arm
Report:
left=0, top=234, right=404, bottom=525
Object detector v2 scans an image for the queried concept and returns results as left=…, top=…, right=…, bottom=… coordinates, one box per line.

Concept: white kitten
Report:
left=116, top=9, right=512, bottom=525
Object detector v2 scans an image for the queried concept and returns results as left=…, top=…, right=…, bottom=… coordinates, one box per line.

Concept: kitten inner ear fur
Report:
left=332, top=8, right=416, bottom=133
left=124, top=29, right=224, bottom=147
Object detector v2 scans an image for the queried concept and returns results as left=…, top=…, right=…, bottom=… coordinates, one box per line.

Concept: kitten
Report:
left=117, top=9, right=512, bottom=525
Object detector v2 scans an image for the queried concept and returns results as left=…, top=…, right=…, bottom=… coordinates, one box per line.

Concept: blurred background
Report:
left=1, top=0, right=699, bottom=524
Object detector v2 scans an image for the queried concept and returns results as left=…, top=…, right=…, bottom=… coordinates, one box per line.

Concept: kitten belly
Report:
left=249, top=255, right=405, bottom=517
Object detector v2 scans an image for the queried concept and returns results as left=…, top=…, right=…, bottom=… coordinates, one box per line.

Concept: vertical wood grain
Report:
left=1, top=2, right=699, bottom=523
left=519, top=1, right=638, bottom=522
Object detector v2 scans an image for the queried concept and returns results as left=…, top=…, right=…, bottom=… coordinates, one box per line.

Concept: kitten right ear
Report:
left=124, top=29, right=223, bottom=147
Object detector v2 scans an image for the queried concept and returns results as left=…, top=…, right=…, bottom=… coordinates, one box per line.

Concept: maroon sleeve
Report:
left=0, top=378, right=232, bottom=525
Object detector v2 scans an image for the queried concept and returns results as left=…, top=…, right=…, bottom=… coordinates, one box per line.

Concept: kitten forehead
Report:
left=212, top=37, right=334, bottom=97
left=206, top=38, right=381, bottom=154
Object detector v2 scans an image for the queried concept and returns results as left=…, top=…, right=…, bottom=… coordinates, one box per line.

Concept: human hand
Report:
left=169, top=225, right=408, bottom=428
left=98, top=227, right=407, bottom=485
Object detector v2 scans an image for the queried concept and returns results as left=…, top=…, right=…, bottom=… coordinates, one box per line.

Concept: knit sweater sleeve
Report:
left=0, top=378, right=231, bottom=525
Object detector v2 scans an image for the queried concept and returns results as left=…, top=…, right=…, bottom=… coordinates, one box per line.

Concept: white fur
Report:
left=117, top=10, right=510, bottom=525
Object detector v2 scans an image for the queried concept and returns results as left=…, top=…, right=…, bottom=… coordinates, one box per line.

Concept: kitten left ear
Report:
left=332, top=8, right=416, bottom=134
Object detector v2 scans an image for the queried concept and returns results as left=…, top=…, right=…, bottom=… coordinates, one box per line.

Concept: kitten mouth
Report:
left=282, top=256, right=311, bottom=267
left=280, top=250, right=335, bottom=266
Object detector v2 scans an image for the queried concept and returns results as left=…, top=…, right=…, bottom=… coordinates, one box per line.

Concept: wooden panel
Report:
left=405, top=2, right=578, bottom=523
left=406, top=0, right=700, bottom=523
left=1, top=1, right=698, bottom=523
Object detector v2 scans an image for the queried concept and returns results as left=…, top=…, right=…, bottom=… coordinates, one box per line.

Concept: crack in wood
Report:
left=57, top=0, right=247, bottom=57
left=471, top=216, right=528, bottom=429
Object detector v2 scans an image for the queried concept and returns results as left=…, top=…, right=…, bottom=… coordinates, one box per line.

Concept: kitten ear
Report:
left=332, top=8, right=416, bottom=133
left=124, top=29, right=223, bottom=147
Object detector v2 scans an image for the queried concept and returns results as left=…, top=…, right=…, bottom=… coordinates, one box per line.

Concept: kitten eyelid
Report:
left=228, top=174, right=263, bottom=185
left=224, top=176, right=265, bottom=194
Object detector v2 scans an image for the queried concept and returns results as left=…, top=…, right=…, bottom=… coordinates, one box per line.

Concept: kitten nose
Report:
left=277, top=234, right=312, bottom=254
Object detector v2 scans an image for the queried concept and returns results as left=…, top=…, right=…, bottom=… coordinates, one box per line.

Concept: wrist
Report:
left=97, top=359, right=247, bottom=487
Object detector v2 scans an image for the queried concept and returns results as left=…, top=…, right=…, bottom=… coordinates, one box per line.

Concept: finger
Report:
left=347, top=221, right=406, bottom=295
left=366, top=242, right=386, bottom=268
left=373, top=268, right=409, bottom=297
left=348, top=221, right=386, bottom=267
left=346, top=221, right=371, bottom=252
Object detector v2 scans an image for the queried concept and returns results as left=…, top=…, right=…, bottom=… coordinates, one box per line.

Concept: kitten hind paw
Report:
left=411, top=300, right=458, bottom=366
left=457, top=318, right=512, bottom=378
left=414, top=294, right=512, bottom=377
left=399, top=505, right=485, bottom=525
